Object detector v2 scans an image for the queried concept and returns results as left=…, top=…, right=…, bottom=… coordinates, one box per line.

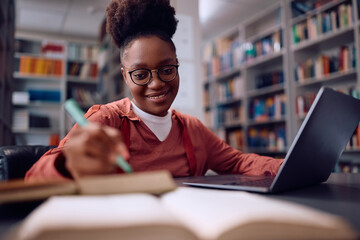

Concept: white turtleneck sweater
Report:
left=131, top=101, right=172, bottom=142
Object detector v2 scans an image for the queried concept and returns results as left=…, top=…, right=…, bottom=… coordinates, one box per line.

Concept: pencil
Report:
left=64, top=99, right=133, bottom=173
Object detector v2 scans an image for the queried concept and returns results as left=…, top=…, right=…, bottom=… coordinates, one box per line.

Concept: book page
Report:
left=16, top=194, right=196, bottom=240
left=160, top=187, right=356, bottom=240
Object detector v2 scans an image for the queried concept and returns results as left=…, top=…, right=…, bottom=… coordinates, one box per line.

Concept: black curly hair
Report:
left=106, top=0, right=178, bottom=60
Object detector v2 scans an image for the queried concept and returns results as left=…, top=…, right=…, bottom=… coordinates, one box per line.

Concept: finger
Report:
left=67, top=155, right=117, bottom=177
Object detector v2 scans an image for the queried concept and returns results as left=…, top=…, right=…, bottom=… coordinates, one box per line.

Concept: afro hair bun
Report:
left=106, top=0, right=178, bottom=48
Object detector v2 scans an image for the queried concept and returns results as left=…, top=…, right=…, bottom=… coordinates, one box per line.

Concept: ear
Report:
left=121, top=67, right=131, bottom=87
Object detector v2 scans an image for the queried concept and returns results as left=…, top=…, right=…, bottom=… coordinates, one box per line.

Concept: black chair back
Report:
left=0, top=145, right=55, bottom=180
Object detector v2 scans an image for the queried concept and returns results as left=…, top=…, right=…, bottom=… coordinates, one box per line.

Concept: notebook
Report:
left=183, top=87, right=360, bottom=193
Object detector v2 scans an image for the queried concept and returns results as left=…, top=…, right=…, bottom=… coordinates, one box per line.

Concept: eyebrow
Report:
left=128, top=58, right=177, bottom=69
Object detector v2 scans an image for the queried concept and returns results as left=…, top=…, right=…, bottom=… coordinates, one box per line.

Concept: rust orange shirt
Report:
left=25, top=98, right=283, bottom=182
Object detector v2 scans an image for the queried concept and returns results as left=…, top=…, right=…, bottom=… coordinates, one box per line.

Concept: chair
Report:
left=0, top=145, right=55, bottom=181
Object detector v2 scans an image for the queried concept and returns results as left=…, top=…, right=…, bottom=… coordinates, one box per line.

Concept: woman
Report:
left=25, top=0, right=283, bottom=182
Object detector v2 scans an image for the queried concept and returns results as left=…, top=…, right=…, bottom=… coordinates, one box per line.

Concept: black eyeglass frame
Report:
left=125, top=64, right=180, bottom=86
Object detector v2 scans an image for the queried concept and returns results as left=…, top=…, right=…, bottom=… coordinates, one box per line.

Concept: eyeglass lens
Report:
left=131, top=65, right=177, bottom=85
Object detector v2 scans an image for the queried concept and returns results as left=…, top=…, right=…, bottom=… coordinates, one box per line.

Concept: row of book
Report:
left=15, top=39, right=64, bottom=58
left=334, top=160, right=360, bottom=173
left=296, top=86, right=359, bottom=118
left=218, top=105, right=244, bottom=126
left=16, top=56, right=63, bottom=77
left=67, top=62, right=98, bottom=79
left=41, top=41, right=65, bottom=58
left=227, top=129, right=245, bottom=149
left=216, top=76, right=245, bottom=102
left=12, top=89, right=61, bottom=104
left=255, top=71, right=284, bottom=89
left=203, top=39, right=244, bottom=78
left=203, top=110, right=216, bottom=128
left=292, top=3, right=353, bottom=44
left=12, top=109, right=51, bottom=131
left=291, top=0, right=333, bottom=17
left=69, top=88, right=97, bottom=107
left=248, top=93, right=286, bottom=122
left=247, top=126, right=287, bottom=151
left=203, top=30, right=282, bottom=78
left=294, top=44, right=356, bottom=83
left=245, top=30, right=282, bottom=62
left=67, top=43, right=99, bottom=62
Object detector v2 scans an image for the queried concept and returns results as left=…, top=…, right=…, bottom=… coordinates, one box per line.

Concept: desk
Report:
left=0, top=173, right=359, bottom=239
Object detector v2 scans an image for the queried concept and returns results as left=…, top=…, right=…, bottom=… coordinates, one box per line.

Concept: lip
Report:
left=146, top=90, right=169, bottom=100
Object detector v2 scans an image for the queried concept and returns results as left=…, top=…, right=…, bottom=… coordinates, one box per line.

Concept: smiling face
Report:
left=121, top=36, right=179, bottom=117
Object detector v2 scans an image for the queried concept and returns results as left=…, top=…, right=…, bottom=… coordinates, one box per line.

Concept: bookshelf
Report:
left=98, top=34, right=131, bottom=103
left=12, top=36, right=101, bottom=145
left=0, top=0, right=15, bottom=146
left=202, top=0, right=360, bottom=171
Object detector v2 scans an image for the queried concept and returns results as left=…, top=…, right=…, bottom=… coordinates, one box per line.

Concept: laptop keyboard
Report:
left=223, top=177, right=274, bottom=187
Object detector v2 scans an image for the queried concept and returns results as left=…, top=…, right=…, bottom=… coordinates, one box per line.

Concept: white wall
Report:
left=171, top=0, right=204, bottom=122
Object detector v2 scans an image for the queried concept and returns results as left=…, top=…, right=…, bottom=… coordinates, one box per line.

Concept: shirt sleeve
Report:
left=196, top=120, right=284, bottom=176
left=25, top=105, right=119, bottom=183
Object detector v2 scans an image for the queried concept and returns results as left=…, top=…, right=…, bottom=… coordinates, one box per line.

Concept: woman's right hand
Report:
left=63, top=123, right=130, bottom=179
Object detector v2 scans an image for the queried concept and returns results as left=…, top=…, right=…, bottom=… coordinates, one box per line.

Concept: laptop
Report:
left=183, top=87, right=360, bottom=193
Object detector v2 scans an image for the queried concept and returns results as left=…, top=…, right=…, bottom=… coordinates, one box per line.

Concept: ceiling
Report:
left=15, top=0, right=280, bottom=41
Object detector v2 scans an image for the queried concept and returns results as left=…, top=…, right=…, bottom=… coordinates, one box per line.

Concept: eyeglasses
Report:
left=124, top=64, right=179, bottom=86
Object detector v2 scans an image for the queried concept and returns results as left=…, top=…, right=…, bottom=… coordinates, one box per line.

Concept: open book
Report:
left=7, top=187, right=358, bottom=240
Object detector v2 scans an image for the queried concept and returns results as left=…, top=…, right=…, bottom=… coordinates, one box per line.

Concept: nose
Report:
left=147, top=70, right=165, bottom=89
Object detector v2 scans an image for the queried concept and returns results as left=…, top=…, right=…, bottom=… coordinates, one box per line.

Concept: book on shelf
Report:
left=297, top=86, right=359, bottom=118
left=67, top=61, right=98, bottom=79
left=218, top=105, right=244, bottom=126
left=247, top=126, right=286, bottom=152
left=296, top=92, right=317, bottom=118
left=12, top=109, right=29, bottom=131
left=6, top=186, right=357, bottom=240
left=17, top=56, right=63, bottom=77
left=227, top=128, right=245, bottom=149
left=292, top=3, right=353, bottom=44
left=28, top=89, right=61, bottom=103
left=294, top=44, right=356, bottom=83
left=255, top=71, right=284, bottom=89
left=15, top=39, right=64, bottom=58
left=70, top=88, right=96, bottom=107
left=335, top=159, right=360, bottom=173
left=67, top=43, right=99, bottom=62
left=248, top=93, right=286, bottom=122
left=203, top=36, right=244, bottom=78
left=41, top=41, right=64, bottom=58
left=12, top=91, right=30, bottom=105
left=245, top=30, right=282, bottom=62
left=216, top=76, right=244, bottom=102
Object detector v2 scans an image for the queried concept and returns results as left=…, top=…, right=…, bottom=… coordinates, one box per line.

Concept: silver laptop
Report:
left=183, top=87, right=360, bottom=193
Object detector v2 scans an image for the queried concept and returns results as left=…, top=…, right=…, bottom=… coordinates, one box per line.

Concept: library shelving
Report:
left=202, top=0, right=360, bottom=165
left=12, top=36, right=101, bottom=145
left=203, top=1, right=289, bottom=156
left=99, top=35, right=131, bottom=103
left=0, top=0, right=15, bottom=146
